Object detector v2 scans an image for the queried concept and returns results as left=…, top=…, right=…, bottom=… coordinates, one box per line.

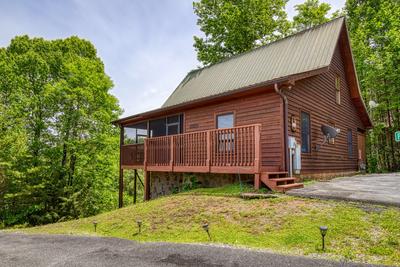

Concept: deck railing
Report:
left=121, top=143, right=144, bottom=167
left=146, top=136, right=171, bottom=166
left=144, top=124, right=261, bottom=174
left=210, top=126, right=257, bottom=167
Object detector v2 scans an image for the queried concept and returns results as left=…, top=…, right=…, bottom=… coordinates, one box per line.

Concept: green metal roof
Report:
left=162, top=17, right=344, bottom=108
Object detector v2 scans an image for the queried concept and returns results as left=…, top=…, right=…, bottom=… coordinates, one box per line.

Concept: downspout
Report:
left=274, top=83, right=290, bottom=175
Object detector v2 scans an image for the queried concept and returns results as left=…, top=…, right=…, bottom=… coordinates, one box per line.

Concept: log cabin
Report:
left=113, top=17, right=372, bottom=205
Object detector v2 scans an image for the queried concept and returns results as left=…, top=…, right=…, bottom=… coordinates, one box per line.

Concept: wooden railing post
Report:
left=143, top=138, right=150, bottom=201
left=119, top=126, right=124, bottom=208
left=206, top=131, right=211, bottom=172
left=170, top=136, right=174, bottom=171
left=254, top=124, right=261, bottom=173
left=144, top=139, right=148, bottom=171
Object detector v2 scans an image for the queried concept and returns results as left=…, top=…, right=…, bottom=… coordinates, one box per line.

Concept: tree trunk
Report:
left=386, top=101, right=395, bottom=171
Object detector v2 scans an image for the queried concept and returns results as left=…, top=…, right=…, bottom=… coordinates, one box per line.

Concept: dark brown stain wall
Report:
left=286, top=43, right=365, bottom=174
left=183, top=89, right=284, bottom=171
left=121, top=36, right=367, bottom=177
left=182, top=41, right=366, bottom=175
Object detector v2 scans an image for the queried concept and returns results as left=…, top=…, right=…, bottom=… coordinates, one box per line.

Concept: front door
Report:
left=357, top=131, right=366, bottom=163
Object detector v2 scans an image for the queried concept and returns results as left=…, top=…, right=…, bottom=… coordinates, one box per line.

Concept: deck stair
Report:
left=260, top=172, right=304, bottom=193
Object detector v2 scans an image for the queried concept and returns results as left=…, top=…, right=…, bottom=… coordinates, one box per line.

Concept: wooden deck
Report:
left=121, top=124, right=261, bottom=174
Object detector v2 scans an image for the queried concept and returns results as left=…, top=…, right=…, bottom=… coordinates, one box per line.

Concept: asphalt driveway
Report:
left=288, top=173, right=400, bottom=207
left=0, top=233, right=383, bottom=267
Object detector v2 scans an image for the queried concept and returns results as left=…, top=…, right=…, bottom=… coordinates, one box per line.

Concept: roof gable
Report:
left=162, top=17, right=345, bottom=108
left=113, top=17, right=371, bottom=128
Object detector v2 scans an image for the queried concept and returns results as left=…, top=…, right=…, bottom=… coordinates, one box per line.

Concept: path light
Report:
left=137, top=220, right=142, bottom=233
left=368, top=100, right=378, bottom=109
left=319, top=226, right=328, bottom=251
left=93, top=220, right=98, bottom=232
left=202, top=222, right=211, bottom=241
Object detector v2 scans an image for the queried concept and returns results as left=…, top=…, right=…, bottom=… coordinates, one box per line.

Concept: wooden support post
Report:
left=133, top=169, right=137, bottom=204
left=254, top=173, right=260, bottom=190
left=254, top=124, right=261, bottom=173
left=119, top=126, right=124, bottom=208
left=119, top=168, right=124, bottom=208
left=170, top=136, right=174, bottom=171
left=206, top=131, right=211, bottom=172
left=144, top=171, right=150, bottom=201
left=143, top=138, right=150, bottom=201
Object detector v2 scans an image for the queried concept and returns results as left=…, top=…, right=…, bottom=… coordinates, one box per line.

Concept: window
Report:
left=216, top=113, right=234, bottom=128
left=149, top=114, right=183, bottom=137
left=301, top=112, right=311, bottom=153
left=216, top=113, right=235, bottom=152
left=123, top=122, right=148, bottom=144
left=335, top=74, right=341, bottom=105
left=124, top=127, right=136, bottom=144
left=166, top=115, right=180, bottom=135
left=347, top=130, right=353, bottom=158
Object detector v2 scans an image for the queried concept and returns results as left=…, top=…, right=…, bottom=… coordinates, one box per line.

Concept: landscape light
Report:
left=93, top=220, right=98, bottom=232
left=137, top=220, right=142, bottom=233
left=368, top=100, right=378, bottom=109
left=319, top=226, right=328, bottom=251
left=202, top=222, right=211, bottom=241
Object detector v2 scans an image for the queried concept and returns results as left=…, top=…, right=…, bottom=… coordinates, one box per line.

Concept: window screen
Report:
left=301, top=112, right=311, bottom=153
left=149, top=114, right=183, bottom=137
left=123, top=127, right=136, bottom=145
left=123, top=122, right=148, bottom=144
left=217, top=113, right=234, bottom=129
left=149, top=118, right=166, bottom=137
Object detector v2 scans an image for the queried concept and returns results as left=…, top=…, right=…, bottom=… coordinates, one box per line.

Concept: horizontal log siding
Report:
left=184, top=90, right=283, bottom=170
left=286, top=44, right=364, bottom=174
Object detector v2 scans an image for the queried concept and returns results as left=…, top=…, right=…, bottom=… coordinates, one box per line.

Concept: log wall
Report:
left=286, top=44, right=365, bottom=175
left=183, top=89, right=284, bottom=171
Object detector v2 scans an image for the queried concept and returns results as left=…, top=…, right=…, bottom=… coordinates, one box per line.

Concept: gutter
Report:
left=274, top=83, right=290, bottom=175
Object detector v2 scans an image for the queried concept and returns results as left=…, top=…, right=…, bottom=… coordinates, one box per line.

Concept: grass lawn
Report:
left=10, top=185, right=400, bottom=266
left=180, top=182, right=270, bottom=196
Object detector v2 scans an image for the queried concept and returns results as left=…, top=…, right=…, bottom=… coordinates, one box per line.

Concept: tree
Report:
left=0, top=36, right=121, bottom=226
left=292, top=0, right=332, bottom=31
left=346, top=0, right=400, bottom=172
left=193, top=0, right=290, bottom=65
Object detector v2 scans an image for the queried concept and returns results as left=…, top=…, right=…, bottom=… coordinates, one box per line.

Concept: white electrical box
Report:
left=288, top=136, right=297, bottom=149
left=294, top=144, right=301, bottom=174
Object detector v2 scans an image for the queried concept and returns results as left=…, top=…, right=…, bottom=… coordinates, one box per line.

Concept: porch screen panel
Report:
left=149, top=118, right=166, bottom=137
left=123, top=127, right=136, bottom=145
left=123, top=121, right=148, bottom=144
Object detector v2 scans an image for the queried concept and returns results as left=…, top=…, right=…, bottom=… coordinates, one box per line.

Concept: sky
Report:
left=0, top=0, right=345, bottom=117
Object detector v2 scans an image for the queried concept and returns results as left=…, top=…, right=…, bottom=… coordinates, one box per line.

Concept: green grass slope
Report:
left=12, top=185, right=400, bottom=266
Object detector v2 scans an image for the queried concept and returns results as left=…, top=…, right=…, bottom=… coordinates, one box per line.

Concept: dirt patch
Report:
left=356, top=204, right=386, bottom=214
